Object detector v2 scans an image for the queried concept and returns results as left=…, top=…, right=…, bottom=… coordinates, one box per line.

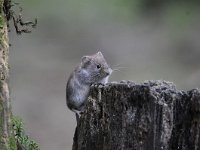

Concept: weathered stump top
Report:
left=73, top=80, right=200, bottom=150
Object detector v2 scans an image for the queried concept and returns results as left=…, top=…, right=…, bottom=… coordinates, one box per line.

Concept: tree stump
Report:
left=73, top=80, right=200, bottom=150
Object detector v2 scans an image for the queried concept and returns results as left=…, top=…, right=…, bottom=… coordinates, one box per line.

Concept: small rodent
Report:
left=66, top=51, right=112, bottom=122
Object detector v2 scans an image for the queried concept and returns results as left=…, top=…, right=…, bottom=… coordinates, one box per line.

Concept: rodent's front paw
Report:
left=110, top=81, right=118, bottom=84
left=91, top=83, right=97, bottom=87
left=91, top=83, right=104, bottom=88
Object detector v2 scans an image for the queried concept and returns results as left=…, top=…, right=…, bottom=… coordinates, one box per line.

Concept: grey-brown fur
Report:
left=66, top=52, right=112, bottom=121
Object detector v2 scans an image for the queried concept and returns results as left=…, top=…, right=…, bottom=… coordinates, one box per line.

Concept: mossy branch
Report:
left=3, top=0, right=37, bottom=34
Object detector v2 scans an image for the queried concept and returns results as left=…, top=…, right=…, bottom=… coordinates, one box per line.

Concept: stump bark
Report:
left=73, top=80, right=200, bottom=150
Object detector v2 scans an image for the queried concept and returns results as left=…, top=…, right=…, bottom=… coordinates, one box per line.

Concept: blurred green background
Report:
left=9, top=0, right=200, bottom=149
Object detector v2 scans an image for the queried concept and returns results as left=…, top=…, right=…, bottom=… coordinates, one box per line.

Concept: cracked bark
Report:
left=73, top=80, right=200, bottom=150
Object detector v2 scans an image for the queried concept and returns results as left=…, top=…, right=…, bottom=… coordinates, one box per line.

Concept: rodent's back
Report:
left=66, top=70, right=90, bottom=112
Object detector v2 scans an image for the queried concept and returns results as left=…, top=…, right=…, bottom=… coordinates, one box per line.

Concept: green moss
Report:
left=0, top=15, right=4, bottom=47
left=8, top=135, right=17, bottom=150
left=0, top=16, right=3, bottom=29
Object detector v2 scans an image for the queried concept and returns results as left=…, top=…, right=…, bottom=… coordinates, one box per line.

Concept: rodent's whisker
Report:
left=112, top=66, right=127, bottom=72
left=112, top=64, right=127, bottom=70
left=115, top=66, right=128, bottom=69
left=112, top=63, right=123, bottom=67
left=112, top=68, right=121, bottom=72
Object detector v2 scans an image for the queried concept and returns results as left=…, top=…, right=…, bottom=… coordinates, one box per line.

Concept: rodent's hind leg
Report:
left=71, top=109, right=82, bottom=123
left=75, top=111, right=85, bottom=123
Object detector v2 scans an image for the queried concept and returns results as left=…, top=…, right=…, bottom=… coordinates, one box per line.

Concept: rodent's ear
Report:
left=97, top=51, right=103, bottom=56
left=81, top=56, right=91, bottom=64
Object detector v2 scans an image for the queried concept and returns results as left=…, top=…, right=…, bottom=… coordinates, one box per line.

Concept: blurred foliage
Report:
left=18, top=0, right=200, bottom=25
left=12, top=116, right=40, bottom=150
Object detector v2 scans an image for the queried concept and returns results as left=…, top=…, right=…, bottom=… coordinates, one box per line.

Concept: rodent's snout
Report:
left=105, top=68, right=113, bottom=76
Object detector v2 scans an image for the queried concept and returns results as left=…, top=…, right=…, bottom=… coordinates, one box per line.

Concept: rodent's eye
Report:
left=96, top=64, right=101, bottom=69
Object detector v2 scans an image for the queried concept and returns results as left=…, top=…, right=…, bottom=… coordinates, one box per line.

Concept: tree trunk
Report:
left=73, top=80, right=200, bottom=150
left=0, top=0, right=12, bottom=149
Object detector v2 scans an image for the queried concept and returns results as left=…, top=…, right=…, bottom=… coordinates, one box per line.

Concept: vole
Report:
left=66, top=51, right=112, bottom=122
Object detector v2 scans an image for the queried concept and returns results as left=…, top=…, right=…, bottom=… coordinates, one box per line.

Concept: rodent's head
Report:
left=80, top=51, right=112, bottom=83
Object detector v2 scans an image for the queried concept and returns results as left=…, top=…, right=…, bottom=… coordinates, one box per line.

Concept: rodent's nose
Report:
left=105, top=72, right=110, bottom=76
